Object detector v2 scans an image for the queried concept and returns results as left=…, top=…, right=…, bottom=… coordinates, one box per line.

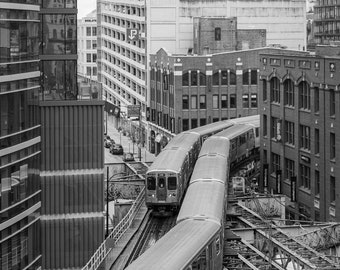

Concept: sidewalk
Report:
left=105, top=115, right=156, bottom=163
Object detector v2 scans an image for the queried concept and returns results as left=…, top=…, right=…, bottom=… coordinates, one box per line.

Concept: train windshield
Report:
left=168, top=177, right=177, bottom=190
left=147, top=177, right=156, bottom=190
left=158, top=177, right=165, bottom=188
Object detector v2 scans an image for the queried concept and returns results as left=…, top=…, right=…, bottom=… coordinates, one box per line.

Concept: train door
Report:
left=157, top=174, right=167, bottom=201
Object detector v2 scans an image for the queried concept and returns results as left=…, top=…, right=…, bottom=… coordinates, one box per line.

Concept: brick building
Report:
left=260, top=45, right=340, bottom=222
left=148, top=47, right=297, bottom=154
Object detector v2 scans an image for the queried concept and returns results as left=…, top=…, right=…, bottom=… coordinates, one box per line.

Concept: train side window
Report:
left=256, top=127, right=259, bottom=137
left=168, top=177, right=177, bottom=190
left=158, top=177, right=165, bottom=188
left=147, top=177, right=156, bottom=190
left=215, top=236, right=220, bottom=255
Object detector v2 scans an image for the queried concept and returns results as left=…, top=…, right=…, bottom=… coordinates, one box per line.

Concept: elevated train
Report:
left=125, top=116, right=260, bottom=269
left=145, top=115, right=259, bottom=213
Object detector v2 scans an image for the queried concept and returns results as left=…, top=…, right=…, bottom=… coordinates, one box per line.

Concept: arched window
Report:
left=212, top=71, right=219, bottom=85
left=284, top=79, right=294, bottom=106
left=191, top=71, right=198, bottom=86
left=199, top=72, right=206, bottom=86
left=221, top=70, right=228, bottom=85
left=299, top=81, right=310, bottom=110
left=182, top=72, right=189, bottom=86
left=270, top=77, right=280, bottom=103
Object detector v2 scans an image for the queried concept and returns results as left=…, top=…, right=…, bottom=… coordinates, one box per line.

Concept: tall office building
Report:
left=77, top=10, right=98, bottom=83
left=0, top=1, right=42, bottom=269
left=314, top=0, right=340, bottom=44
left=39, top=1, right=104, bottom=269
left=1, top=1, right=104, bottom=269
left=97, top=0, right=306, bottom=151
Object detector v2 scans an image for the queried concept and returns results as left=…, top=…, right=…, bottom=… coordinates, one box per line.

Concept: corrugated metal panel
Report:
left=41, top=174, right=104, bottom=215
left=41, top=217, right=104, bottom=269
left=40, top=103, right=104, bottom=171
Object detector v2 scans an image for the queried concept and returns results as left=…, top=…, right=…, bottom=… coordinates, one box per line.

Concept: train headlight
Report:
left=169, top=193, right=176, bottom=197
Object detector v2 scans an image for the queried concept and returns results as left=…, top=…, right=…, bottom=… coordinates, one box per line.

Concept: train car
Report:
left=145, top=119, right=236, bottom=213
left=124, top=219, right=223, bottom=270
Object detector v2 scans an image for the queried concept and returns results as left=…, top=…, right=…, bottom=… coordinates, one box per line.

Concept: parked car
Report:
left=123, top=152, right=135, bottom=162
left=110, top=144, right=124, bottom=155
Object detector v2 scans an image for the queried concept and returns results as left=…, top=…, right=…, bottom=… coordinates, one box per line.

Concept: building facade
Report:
left=314, top=0, right=340, bottom=45
left=39, top=1, right=104, bottom=269
left=77, top=10, right=98, bottom=82
left=259, top=46, right=340, bottom=222
left=0, top=1, right=42, bottom=269
left=149, top=47, right=293, bottom=154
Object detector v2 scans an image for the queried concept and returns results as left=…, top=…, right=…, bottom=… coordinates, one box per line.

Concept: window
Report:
left=300, top=125, right=311, bottom=150
left=263, top=115, right=268, bottom=136
left=285, top=158, right=295, bottom=180
left=330, top=89, right=335, bottom=116
left=330, top=133, right=335, bottom=159
left=213, top=71, right=219, bottom=85
left=191, top=95, right=197, bottom=109
left=315, top=171, right=320, bottom=196
left=182, top=72, right=189, bottom=86
left=330, top=176, right=335, bottom=202
left=147, top=177, right=156, bottom=190
left=199, top=72, right=206, bottom=85
left=183, top=119, right=189, bottom=131
left=191, top=71, right=198, bottom=86
left=182, top=95, right=189, bottom=109
left=216, top=237, right=221, bottom=255
left=314, top=87, right=319, bottom=113
left=92, top=53, right=97, bottom=62
left=200, top=118, right=206, bottom=126
left=221, top=95, right=227, bottom=108
left=230, top=70, right=236, bottom=85
left=271, top=117, right=281, bottom=141
left=86, top=27, right=91, bottom=36
left=191, top=119, right=198, bottom=128
left=92, top=26, right=97, bottom=36
left=212, top=95, right=219, bottom=109
left=272, top=152, right=281, bottom=173
left=242, top=94, right=249, bottom=108
left=285, top=121, right=295, bottom=145
left=300, top=164, right=311, bottom=189
left=86, top=53, right=91, bottom=62
left=215, top=27, right=221, bottom=40
left=86, top=40, right=91, bottom=49
left=230, top=94, right=236, bottom=108
left=270, top=77, right=280, bottom=103
left=168, top=177, right=177, bottom=190
left=262, top=79, right=267, bottom=101
left=251, top=70, right=257, bottom=85
left=221, top=70, right=228, bottom=85
left=315, top=129, right=320, bottom=154
left=200, top=95, right=206, bottom=109
left=284, top=79, right=294, bottom=106
left=299, top=81, right=310, bottom=110
left=251, top=94, right=257, bottom=108
left=86, top=67, right=91, bottom=76
left=92, top=41, right=97, bottom=49
left=243, top=70, right=249, bottom=85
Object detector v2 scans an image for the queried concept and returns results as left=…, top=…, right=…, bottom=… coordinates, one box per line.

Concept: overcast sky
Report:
left=78, top=0, right=96, bottom=19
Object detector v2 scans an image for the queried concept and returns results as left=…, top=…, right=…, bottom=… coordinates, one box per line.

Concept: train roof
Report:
left=212, top=124, right=254, bottom=140
left=147, top=148, right=188, bottom=173
left=184, top=120, right=233, bottom=136
left=124, top=219, right=220, bottom=270
left=228, top=114, right=259, bottom=125
left=199, top=138, right=230, bottom=157
left=177, top=181, right=225, bottom=225
left=190, top=155, right=228, bottom=183
left=163, top=132, right=200, bottom=151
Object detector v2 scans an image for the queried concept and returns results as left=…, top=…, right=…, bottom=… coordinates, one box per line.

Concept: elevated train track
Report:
left=229, top=203, right=340, bottom=270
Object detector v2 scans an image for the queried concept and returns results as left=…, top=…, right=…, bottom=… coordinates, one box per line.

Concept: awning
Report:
left=155, top=134, right=162, bottom=143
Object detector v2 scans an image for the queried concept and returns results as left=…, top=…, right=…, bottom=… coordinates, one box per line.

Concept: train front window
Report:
left=158, top=177, right=165, bottom=188
left=168, top=177, right=177, bottom=190
left=147, top=177, right=156, bottom=190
